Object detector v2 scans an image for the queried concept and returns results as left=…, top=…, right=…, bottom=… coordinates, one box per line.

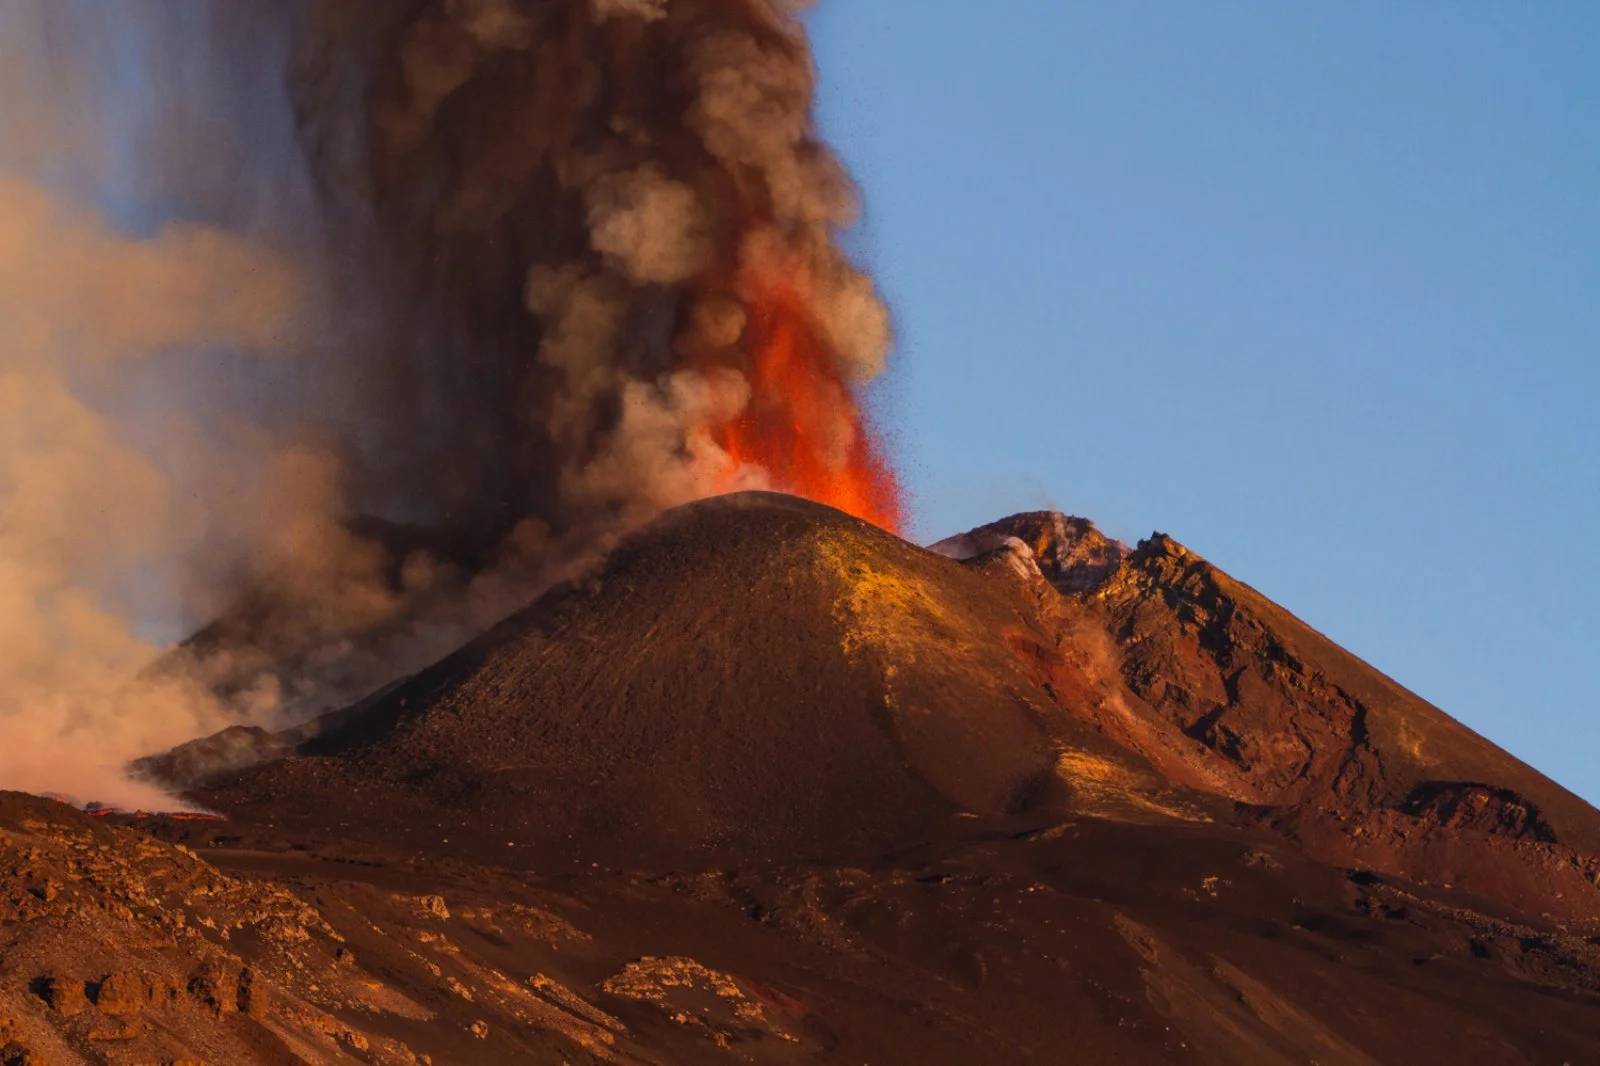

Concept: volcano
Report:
left=5, top=493, right=1598, bottom=1064
left=193, top=493, right=1117, bottom=865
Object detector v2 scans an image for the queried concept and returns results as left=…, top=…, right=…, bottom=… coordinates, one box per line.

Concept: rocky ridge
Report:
left=978, top=512, right=1600, bottom=921
left=7, top=494, right=1598, bottom=1064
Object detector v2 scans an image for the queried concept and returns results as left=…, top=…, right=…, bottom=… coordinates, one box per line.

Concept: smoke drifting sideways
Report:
left=0, top=0, right=898, bottom=807
left=0, top=0, right=343, bottom=807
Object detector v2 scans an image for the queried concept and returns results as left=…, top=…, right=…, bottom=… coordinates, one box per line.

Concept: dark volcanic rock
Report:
left=192, top=494, right=1600, bottom=913
left=130, top=726, right=292, bottom=792
left=1401, top=781, right=1558, bottom=842
left=199, top=494, right=1159, bottom=865
left=34, top=978, right=85, bottom=1018
left=131, top=692, right=386, bottom=791
left=1032, top=524, right=1600, bottom=920
left=933, top=511, right=1130, bottom=592
left=85, top=492, right=1600, bottom=1063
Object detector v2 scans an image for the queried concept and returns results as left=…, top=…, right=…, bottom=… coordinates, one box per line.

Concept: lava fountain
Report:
left=709, top=255, right=902, bottom=532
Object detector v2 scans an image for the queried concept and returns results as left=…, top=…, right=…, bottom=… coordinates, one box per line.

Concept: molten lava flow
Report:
left=709, top=265, right=902, bottom=532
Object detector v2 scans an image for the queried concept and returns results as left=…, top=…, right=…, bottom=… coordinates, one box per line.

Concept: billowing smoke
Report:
left=0, top=0, right=897, bottom=806
left=296, top=0, right=898, bottom=534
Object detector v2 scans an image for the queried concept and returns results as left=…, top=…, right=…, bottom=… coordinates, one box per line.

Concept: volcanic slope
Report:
left=944, top=511, right=1600, bottom=922
left=59, top=493, right=1600, bottom=1062
left=199, top=493, right=1168, bottom=866
left=197, top=493, right=1600, bottom=907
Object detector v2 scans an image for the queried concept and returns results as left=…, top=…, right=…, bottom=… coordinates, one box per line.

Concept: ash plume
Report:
left=298, top=0, right=896, bottom=536
left=0, top=0, right=896, bottom=804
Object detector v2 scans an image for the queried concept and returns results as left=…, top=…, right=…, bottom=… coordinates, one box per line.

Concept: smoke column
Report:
left=0, top=0, right=898, bottom=805
left=298, top=0, right=901, bottom=535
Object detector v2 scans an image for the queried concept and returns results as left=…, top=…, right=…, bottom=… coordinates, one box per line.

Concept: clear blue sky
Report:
left=807, top=3, right=1600, bottom=804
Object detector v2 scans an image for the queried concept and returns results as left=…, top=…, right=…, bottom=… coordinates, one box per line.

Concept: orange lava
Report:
left=708, top=266, right=902, bottom=532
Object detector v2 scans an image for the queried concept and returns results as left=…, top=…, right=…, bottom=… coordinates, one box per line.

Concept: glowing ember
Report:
left=707, top=264, right=903, bottom=532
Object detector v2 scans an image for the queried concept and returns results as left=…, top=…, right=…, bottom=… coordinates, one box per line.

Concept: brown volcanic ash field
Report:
left=0, top=493, right=1588, bottom=1064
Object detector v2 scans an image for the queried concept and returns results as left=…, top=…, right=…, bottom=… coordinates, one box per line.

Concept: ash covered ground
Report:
left=2, top=495, right=1597, bottom=1065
